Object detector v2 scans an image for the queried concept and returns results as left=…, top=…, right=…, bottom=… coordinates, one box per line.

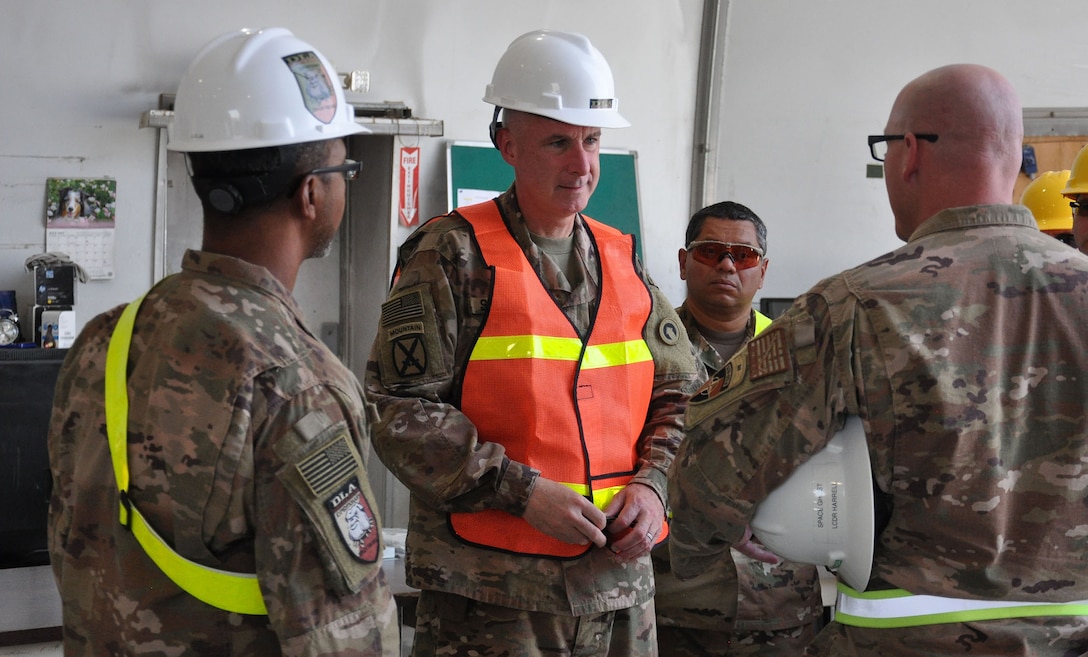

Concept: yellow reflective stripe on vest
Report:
left=469, top=335, right=652, bottom=369
left=105, top=296, right=267, bottom=616
left=835, top=582, right=1088, bottom=628
left=561, top=482, right=626, bottom=512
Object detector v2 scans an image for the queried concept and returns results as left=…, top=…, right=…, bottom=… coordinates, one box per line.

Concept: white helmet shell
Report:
left=168, top=27, right=367, bottom=152
left=750, top=416, right=876, bottom=592
left=483, top=29, right=629, bottom=129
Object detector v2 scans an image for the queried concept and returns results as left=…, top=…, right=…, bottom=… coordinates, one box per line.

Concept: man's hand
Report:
left=523, top=477, right=608, bottom=548
left=734, top=525, right=781, bottom=564
left=601, top=483, right=665, bottom=561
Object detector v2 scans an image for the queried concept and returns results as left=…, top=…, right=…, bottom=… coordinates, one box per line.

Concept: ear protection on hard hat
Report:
left=488, top=106, right=503, bottom=149
left=189, top=168, right=295, bottom=215
left=750, top=415, right=876, bottom=591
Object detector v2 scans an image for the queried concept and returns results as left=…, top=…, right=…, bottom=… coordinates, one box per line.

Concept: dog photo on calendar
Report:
left=45, top=177, right=116, bottom=229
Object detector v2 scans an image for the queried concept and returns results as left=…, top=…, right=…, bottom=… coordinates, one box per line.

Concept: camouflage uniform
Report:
left=653, top=304, right=822, bottom=656
left=48, top=250, right=399, bottom=656
left=366, top=188, right=702, bottom=655
left=668, top=205, right=1088, bottom=656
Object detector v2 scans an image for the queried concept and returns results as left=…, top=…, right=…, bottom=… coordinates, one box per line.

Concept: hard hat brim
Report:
left=750, top=416, right=876, bottom=592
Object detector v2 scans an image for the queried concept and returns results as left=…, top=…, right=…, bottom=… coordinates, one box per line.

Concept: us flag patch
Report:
left=297, top=434, right=358, bottom=497
left=381, top=290, right=424, bottom=326
left=748, top=327, right=790, bottom=381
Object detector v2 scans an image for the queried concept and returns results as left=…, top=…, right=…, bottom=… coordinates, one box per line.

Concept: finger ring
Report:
left=645, top=531, right=653, bottom=542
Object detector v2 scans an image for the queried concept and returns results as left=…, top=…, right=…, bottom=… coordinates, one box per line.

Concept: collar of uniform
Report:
left=908, top=204, right=1036, bottom=243
left=180, top=249, right=299, bottom=313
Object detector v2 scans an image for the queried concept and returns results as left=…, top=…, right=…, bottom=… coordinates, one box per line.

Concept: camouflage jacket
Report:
left=652, top=304, right=823, bottom=633
left=48, top=250, right=398, bottom=656
left=366, top=188, right=702, bottom=615
left=669, top=205, right=1088, bottom=654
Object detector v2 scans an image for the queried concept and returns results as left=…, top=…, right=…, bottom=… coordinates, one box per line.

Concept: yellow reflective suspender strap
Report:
left=753, top=310, right=773, bottom=335
left=469, top=335, right=652, bottom=369
left=835, top=582, right=1088, bottom=628
left=104, top=296, right=268, bottom=616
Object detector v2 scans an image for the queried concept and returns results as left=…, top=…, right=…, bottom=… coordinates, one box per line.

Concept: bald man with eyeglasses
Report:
left=651, top=201, right=824, bottom=657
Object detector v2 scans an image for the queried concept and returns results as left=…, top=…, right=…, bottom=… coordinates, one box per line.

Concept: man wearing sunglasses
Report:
left=653, top=201, right=823, bottom=656
left=670, top=64, right=1088, bottom=656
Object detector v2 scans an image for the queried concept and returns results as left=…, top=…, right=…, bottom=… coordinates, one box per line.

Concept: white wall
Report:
left=712, top=0, right=1088, bottom=302
left=3, top=0, right=1087, bottom=328
left=0, top=0, right=702, bottom=334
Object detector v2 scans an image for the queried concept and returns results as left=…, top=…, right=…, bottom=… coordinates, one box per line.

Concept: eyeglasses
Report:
left=1071, top=200, right=1088, bottom=218
left=868, top=134, right=939, bottom=162
left=686, top=240, right=764, bottom=270
left=288, top=159, right=361, bottom=196
left=308, top=159, right=361, bottom=181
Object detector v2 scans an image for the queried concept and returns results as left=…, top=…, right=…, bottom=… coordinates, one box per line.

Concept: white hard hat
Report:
left=750, top=416, right=876, bottom=591
left=483, top=29, right=629, bottom=129
left=168, top=27, right=367, bottom=152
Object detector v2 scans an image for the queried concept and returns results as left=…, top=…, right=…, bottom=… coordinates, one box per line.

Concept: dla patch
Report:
left=283, top=51, right=336, bottom=124
left=326, top=476, right=380, bottom=563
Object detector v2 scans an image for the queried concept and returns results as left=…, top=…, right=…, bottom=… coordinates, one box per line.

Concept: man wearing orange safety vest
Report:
left=367, top=29, right=701, bottom=655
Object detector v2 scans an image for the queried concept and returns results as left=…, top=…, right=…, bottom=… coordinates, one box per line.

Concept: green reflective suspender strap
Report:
left=835, top=582, right=1088, bottom=628
left=105, top=295, right=268, bottom=616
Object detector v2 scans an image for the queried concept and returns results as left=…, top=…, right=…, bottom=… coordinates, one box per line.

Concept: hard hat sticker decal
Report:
left=284, top=51, right=337, bottom=124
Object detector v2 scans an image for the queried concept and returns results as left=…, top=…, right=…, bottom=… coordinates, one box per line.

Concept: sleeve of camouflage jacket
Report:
left=667, top=290, right=858, bottom=580
left=365, top=221, right=540, bottom=517
left=633, top=284, right=705, bottom=507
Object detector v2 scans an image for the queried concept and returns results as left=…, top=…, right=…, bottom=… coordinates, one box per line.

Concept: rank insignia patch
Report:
left=326, top=477, right=380, bottom=563
left=748, top=327, right=790, bottom=380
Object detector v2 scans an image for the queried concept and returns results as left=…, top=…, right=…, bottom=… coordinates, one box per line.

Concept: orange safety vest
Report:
left=451, top=202, right=656, bottom=557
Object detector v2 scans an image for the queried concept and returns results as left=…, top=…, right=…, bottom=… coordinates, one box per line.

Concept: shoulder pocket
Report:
left=377, top=283, right=451, bottom=387
left=687, top=324, right=796, bottom=430
left=275, top=413, right=383, bottom=595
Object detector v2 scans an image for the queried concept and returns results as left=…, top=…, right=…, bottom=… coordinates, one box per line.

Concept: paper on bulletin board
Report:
left=44, top=177, right=117, bottom=279
left=456, top=188, right=502, bottom=208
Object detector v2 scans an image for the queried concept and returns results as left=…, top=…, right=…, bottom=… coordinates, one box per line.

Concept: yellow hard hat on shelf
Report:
left=1021, top=170, right=1072, bottom=233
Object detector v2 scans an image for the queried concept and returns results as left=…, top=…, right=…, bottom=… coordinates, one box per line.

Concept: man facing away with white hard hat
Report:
left=366, top=29, right=701, bottom=656
left=668, top=63, right=1088, bottom=656
left=48, top=27, right=399, bottom=655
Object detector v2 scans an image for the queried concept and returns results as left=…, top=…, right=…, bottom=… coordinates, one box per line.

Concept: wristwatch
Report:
left=0, top=308, right=19, bottom=345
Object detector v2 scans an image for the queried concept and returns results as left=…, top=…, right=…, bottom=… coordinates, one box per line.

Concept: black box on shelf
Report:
left=34, top=264, right=77, bottom=306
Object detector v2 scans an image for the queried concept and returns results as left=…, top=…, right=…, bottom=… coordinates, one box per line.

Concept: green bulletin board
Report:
left=446, top=141, right=643, bottom=259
